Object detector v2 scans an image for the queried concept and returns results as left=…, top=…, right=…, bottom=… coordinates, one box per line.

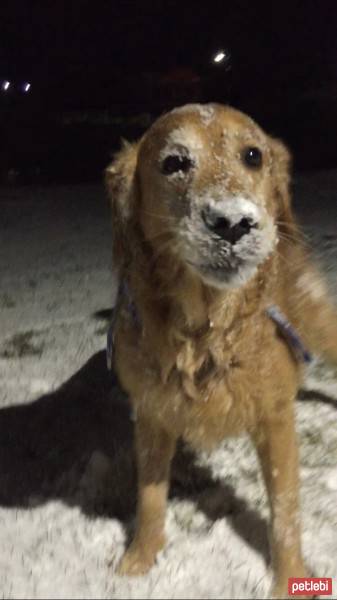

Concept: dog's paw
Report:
left=116, top=535, right=165, bottom=577
left=117, top=548, right=154, bottom=576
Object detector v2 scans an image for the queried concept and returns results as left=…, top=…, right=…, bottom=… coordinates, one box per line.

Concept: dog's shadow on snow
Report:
left=0, top=350, right=270, bottom=562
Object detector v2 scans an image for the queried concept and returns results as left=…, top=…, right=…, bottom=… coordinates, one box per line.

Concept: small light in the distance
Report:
left=1, top=80, right=11, bottom=91
left=213, top=51, right=226, bottom=64
left=23, top=82, right=31, bottom=92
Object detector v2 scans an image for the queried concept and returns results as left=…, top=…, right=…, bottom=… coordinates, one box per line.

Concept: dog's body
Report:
left=106, top=104, right=337, bottom=597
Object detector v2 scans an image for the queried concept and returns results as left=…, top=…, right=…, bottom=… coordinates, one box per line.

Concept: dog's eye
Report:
left=242, top=147, right=263, bottom=169
left=161, top=154, right=193, bottom=175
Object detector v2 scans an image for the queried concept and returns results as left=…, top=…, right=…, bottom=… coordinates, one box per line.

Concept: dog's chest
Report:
left=168, top=328, right=263, bottom=447
left=178, top=358, right=258, bottom=448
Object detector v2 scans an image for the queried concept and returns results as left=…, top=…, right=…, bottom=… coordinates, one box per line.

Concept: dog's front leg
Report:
left=117, top=416, right=176, bottom=576
left=252, top=405, right=308, bottom=598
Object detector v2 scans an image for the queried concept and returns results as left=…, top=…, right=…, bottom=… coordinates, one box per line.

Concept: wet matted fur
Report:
left=105, top=103, right=337, bottom=598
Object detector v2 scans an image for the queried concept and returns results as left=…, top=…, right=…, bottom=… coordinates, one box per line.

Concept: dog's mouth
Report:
left=183, top=227, right=277, bottom=288
left=186, top=255, right=258, bottom=288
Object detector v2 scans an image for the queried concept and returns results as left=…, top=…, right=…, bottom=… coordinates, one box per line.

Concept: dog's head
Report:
left=106, top=103, right=293, bottom=289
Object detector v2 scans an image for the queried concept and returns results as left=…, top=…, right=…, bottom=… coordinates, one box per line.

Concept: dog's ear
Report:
left=269, top=137, right=296, bottom=233
left=105, top=140, right=140, bottom=269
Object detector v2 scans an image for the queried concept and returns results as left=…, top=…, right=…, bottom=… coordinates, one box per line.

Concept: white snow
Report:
left=324, top=469, right=337, bottom=492
left=0, top=173, right=337, bottom=599
left=171, top=103, right=216, bottom=126
left=159, top=126, right=202, bottom=175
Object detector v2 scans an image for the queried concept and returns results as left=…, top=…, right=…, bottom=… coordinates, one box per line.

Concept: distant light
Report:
left=1, top=80, right=11, bottom=91
left=213, top=51, right=226, bottom=64
left=23, top=82, right=31, bottom=92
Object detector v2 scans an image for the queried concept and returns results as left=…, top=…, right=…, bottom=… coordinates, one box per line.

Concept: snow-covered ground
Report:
left=0, top=174, right=336, bottom=599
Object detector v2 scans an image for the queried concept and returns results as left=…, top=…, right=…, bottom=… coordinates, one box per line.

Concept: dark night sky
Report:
left=1, top=0, right=337, bottom=179
left=1, top=1, right=337, bottom=92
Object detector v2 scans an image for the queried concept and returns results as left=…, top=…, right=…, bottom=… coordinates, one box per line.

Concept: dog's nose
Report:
left=202, top=211, right=256, bottom=244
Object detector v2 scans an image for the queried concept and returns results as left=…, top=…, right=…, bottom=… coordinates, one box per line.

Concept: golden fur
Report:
left=105, top=104, right=337, bottom=598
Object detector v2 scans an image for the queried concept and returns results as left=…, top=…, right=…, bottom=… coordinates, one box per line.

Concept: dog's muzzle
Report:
left=202, top=209, right=258, bottom=244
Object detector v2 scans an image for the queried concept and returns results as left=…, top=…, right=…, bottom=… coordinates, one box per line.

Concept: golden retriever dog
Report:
left=105, top=103, right=337, bottom=598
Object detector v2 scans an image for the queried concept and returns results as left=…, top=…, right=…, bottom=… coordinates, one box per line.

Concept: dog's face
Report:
left=107, top=104, right=292, bottom=290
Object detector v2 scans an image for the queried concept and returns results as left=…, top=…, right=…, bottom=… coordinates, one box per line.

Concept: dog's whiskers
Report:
left=277, top=231, right=309, bottom=251
left=276, top=221, right=310, bottom=243
left=278, top=231, right=306, bottom=244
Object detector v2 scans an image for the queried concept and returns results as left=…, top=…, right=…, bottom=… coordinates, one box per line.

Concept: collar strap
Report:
left=107, top=296, right=313, bottom=372
left=266, top=304, right=313, bottom=364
